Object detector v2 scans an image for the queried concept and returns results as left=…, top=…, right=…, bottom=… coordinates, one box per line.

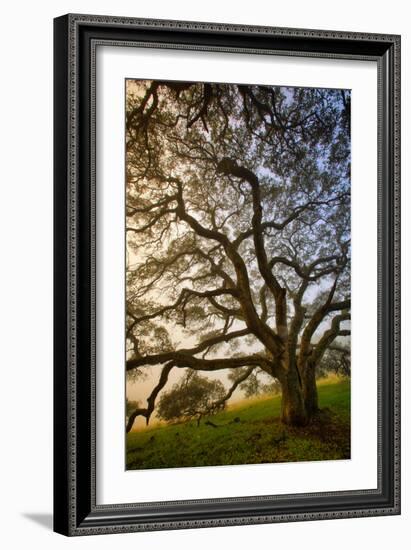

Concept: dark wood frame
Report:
left=53, top=13, right=401, bottom=536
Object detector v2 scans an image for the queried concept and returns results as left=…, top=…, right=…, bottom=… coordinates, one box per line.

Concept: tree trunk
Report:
left=277, top=359, right=319, bottom=426
left=302, top=364, right=319, bottom=417
left=280, top=372, right=308, bottom=426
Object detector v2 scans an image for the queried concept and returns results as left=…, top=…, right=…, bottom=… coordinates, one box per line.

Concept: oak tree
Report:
left=125, top=80, right=351, bottom=430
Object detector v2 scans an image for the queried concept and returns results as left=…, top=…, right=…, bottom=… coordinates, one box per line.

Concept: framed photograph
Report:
left=53, top=14, right=401, bottom=536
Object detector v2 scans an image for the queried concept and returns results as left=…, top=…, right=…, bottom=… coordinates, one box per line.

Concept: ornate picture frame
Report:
left=53, top=14, right=400, bottom=536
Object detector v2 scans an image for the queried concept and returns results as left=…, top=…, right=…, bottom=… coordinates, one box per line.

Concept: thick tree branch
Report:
left=127, top=350, right=266, bottom=372
left=216, top=158, right=287, bottom=339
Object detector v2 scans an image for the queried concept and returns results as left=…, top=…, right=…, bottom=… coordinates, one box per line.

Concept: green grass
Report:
left=126, top=378, right=350, bottom=470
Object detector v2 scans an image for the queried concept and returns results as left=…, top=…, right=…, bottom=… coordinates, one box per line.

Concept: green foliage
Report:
left=157, top=371, right=226, bottom=423
left=127, top=379, right=350, bottom=469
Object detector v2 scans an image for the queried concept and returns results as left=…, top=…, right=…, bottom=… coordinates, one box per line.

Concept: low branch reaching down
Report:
left=126, top=362, right=174, bottom=432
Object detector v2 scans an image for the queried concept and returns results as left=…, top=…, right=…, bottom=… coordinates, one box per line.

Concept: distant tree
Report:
left=157, top=371, right=226, bottom=426
left=125, top=80, right=351, bottom=430
left=228, top=367, right=281, bottom=398
left=316, top=346, right=351, bottom=379
left=126, top=398, right=140, bottom=417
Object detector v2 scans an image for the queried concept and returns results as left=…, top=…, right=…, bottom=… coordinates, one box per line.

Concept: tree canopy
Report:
left=157, top=371, right=226, bottom=425
left=125, top=80, right=351, bottom=429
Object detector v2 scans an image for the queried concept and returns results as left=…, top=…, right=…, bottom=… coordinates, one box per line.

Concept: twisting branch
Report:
left=126, top=362, right=174, bottom=432
left=187, top=83, right=213, bottom=131
left=215, top=157, right=287, bottom=338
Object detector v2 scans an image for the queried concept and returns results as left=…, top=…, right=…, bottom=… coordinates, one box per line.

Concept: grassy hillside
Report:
left=126, top=378, right=350, bottom=470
